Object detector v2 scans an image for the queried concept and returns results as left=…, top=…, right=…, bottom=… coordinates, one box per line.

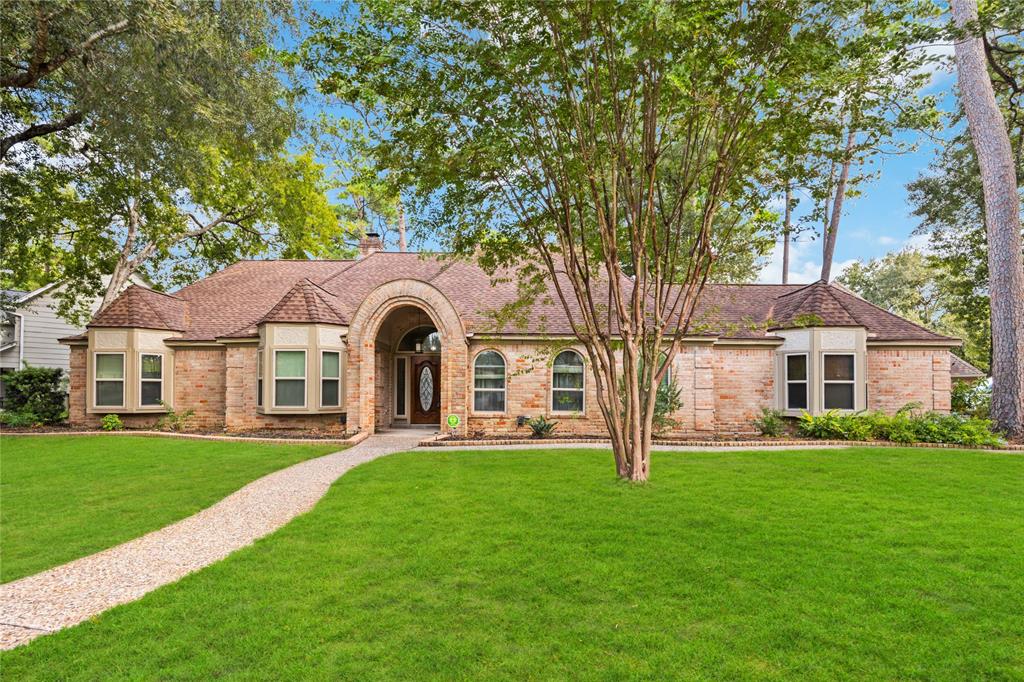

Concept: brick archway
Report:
left=346, top=279, right=468, bottom=434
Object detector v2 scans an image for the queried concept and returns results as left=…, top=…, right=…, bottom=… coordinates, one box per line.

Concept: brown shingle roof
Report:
left=260, top=279, right=345, bottom=325
left=88, top=286, right=187, bottom=331
left=950, top=355, right=986, bottom=379
left=87, top=255, right=958, bottom=343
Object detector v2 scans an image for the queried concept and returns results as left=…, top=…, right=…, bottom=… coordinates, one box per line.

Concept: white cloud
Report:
left=757, top=237, right=859, bottom=284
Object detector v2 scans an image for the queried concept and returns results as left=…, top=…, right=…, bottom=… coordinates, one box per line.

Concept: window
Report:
left=823, top=354, right=855, bottom=410
left=785, top=354, right=808, bottom=410
left=95, top=353, right=125, bottom=407
left=321, top=351, right=341, bottom=407
left=474, top=351, right=506, bottom=412
left=256, top=350, right=263, bottom=407
left=552, top=350, right=584, bottom=412
left=274, top=350, right=306, bottom=407
left=139, top=353, right=163, bottom=406
left=395, top=357, right=407, bottom=416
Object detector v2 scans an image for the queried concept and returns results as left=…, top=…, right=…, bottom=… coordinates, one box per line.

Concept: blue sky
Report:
left=757, top=48, right=960, bottom=283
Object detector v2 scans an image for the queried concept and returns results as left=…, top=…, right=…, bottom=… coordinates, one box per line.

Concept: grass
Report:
left=0, top=435, right=341, bottom=582
left=3, top=447, right=1023, bottom=680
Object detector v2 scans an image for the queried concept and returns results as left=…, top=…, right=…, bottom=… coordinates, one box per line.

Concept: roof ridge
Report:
left=774, top=280, right=821, bottom=299
left=827, top=285, right=950, bottom=340
left=820, top=284, right=860, bottom=326
left=137, top=286, right=184, bottom=301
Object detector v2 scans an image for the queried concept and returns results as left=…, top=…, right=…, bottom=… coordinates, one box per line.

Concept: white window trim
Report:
left=473, top=350, right=507, bottom=414
left=320, top=350, right=341, bottom=408
left=93, top=351, right=126, bottom=409
left=273, top=349, right=307, bottom=409
left=394, top=356, right=408, bottom=419
left=784, top=352, right=809, bottom=411
left=256, top=348, right=264, bottom=407
left=551, top=350, right=585, bottom=413
left=138, top=352, right=164, bottom=407
left=822, top=352, right=857, bottom=411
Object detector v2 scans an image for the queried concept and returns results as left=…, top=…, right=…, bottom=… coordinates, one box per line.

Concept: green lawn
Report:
left=4, top=447, right=1023, bottom=680
left=0, top=435, right=341, bottom=582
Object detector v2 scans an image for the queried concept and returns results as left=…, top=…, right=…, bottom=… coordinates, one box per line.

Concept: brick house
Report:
left=60, top=236, right=961, bottom=436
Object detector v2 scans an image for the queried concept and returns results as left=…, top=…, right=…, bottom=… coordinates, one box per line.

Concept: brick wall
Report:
left=172, top=348, right=226, bottom=429
left=712, top=347, right=774, bottom=434
left=224, top=345, right=344, bottom=432
left=867, top=348, right=951, bottom=413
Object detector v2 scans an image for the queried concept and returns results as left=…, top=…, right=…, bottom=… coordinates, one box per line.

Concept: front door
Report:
left=411, top=356, right=441, bottom=424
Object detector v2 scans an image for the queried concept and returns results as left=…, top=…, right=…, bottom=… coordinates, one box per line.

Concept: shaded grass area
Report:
left=4, top=447, right=1023, bottom=680
left=0, top=436, right=341, bottom=582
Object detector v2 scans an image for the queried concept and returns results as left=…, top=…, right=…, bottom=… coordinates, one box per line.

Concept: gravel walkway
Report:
left=0, top=429, right=429, bottom=650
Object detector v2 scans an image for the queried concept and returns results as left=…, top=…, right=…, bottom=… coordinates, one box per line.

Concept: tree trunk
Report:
left=820, top=129, right=856, bottom=282
left=952, top=0, right=1024, bottom=438
left=397, top=201, right=407, bottom=252
left=782, top=184, right=792, bottom=284
left=100, top=255, right=135, bottom=311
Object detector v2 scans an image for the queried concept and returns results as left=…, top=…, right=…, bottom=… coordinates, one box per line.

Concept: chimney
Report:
left=358, top=232, right=383, bottom=259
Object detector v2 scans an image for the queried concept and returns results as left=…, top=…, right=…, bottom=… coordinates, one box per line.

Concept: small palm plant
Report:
left=526, top=415, right=558, bottom=439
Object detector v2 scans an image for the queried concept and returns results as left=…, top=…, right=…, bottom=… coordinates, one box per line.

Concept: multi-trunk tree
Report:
left=305, top=0, right=860, bottom=481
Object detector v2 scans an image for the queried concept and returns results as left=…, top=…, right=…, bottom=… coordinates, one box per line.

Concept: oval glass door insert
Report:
left=418, top=366, right=434, bottom=412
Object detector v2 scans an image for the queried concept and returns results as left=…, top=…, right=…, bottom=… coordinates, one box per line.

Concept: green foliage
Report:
left=1, top=1, right=354, bottom=322
left=951, top=381, right=992, bottom=419
left=0, top=410, right=42, bottom=428
left=526, top=416, right=558, bottom=439
left=101, top=414, right=124, bottom=432
left=753, top=409, right=786, bottom=437
left=1, top=365, right=66, bottom=424
left=154, top=402, right=195, bottom=433
left=797, top=407, right=1003, bottom=447
left=652, top=376, right=684, bottom=434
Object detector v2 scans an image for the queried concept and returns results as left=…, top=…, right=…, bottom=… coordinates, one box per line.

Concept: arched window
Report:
left=552, top=350, right=584, bottom=412
left=473, top=350, right=506, bottom=412
left=398, top=325, right=441, bottom=353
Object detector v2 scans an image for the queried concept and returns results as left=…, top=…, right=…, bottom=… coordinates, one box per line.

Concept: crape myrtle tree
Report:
left=949, top=0, right=1024, bottom=437
left=305, top=0, right=846, bottom=481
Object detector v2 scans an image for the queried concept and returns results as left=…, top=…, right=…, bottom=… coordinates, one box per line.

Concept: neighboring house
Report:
left=61, top=234, right=963, bottom=435
left=1, top=278, right=148, bottom=408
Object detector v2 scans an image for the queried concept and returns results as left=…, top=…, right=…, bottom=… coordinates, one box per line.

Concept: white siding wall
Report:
left=1, top=290, right=99, bottom=372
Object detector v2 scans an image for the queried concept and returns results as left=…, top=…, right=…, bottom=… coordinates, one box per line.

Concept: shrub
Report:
left=2, top=365, right=66, bottom=424
left=652, top=377, right=684, bottom=433
left=753, top=408, right=785, bottom=437
left=797, top=406, right=1003, bottom=447
left=101, top=414, right=125, bottom=431
left=154, top=402, right=195, bottom=432
left=0, top=410, right=42, bottom=428
left=526, top=415, right=558, bottom=438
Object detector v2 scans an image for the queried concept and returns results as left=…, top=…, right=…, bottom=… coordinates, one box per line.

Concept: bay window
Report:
left=95, top=353, right=125, bottom=407
left=274, top=350, right=306, bottom=407
left=139, top=353, right=163, bottom=406
left=823, top=354, right=855, bottom=410
left=321, top=351, right=340, bottom=407
left=785, top=354, right=808, bottom=410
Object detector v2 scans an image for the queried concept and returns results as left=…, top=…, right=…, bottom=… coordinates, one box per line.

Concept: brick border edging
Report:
left=0, top=429, right=369, bottom=447
left=418, top=436, right=1024, bottom=451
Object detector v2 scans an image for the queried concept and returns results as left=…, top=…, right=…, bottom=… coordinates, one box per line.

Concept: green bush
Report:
left=753, top=408, right=785, bottom=437
left=951, top=380, right=991, bottom=419
left=0, top=410, right=43, bottom=427
left=154, top=402, right=195, bottom=432
left=526, top=415, right=558, bottom=439
left=2, top=365, right=66, bottom=424
left=101, top=414, right=125, bottom=431
left=797, top=405, right=1003, bottom=447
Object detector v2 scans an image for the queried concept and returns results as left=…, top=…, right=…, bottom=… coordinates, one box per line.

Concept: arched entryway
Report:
left=346, top=280, right=468, bottom=434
